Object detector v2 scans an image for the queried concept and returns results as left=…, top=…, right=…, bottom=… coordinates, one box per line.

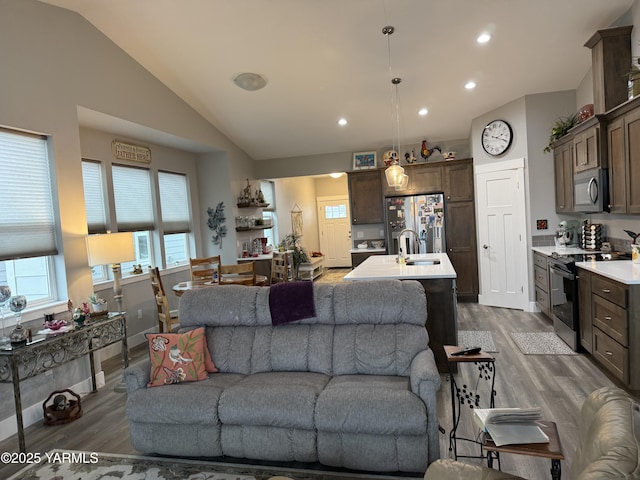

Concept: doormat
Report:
left=509, top=332, right=577, bottom=355
left=7, top=450, right=421, bottom=480
left=458, top=330, right=497, bottom=352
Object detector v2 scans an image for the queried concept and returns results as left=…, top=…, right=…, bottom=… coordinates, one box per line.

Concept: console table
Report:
left=0, top=313, right=128, bottom=452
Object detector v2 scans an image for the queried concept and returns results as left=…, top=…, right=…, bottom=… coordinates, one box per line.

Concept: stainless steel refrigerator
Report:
left=385, top=194, right=445, bottom=255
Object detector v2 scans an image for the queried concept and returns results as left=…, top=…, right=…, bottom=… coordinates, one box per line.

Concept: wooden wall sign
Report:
left=111, top=140, right=152, bottom=163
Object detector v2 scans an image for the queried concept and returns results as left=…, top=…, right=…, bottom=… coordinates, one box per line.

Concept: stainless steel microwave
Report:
left=573, top=168, right=609, bottom=213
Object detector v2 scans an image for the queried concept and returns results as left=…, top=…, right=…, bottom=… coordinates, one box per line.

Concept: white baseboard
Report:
left=0, top=372, right=104, bottom=443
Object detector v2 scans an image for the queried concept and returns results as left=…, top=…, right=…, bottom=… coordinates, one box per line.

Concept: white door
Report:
left=476, top=159, right=528, bottom=310
left=317, top=196, right=352, bottom=268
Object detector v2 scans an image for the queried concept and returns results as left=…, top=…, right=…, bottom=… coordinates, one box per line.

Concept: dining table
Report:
left=172, top=275, right=268, bottom=296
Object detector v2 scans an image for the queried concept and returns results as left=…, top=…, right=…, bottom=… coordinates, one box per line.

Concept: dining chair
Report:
left=148, top=266, right=180, bottom=333
left=270, top=252, right=290, bottom=284
left=218, top=262, right=257, bottom=286
left=189, top=256, right=221, bottom=281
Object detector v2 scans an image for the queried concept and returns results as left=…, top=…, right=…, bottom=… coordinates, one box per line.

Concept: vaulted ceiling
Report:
left=41, top=0, right=634, bottom=160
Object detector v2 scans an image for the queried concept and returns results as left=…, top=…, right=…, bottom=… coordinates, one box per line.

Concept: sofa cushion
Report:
left=127, top=373, right=245, bottom=424
left=316, top=375, right=427, bottom=435
left=219, top=372, right=330, bottom=429
left=333, top=323, right=428, bottom=376
left=146, top=327, right=210, bottom=387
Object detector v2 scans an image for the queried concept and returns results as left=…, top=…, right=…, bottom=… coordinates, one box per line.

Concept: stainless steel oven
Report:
left=548, top=255, right=579, bottom=351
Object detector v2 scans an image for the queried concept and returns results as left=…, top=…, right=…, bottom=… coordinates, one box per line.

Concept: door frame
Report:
left=475, top=158, right=531, bottom=311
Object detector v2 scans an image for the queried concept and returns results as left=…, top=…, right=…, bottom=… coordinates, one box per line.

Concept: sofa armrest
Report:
left=124, top=359, right=150, bottom=393
left=410, top=349, right=441, bottom=394
left=410, top=349, right=442, bottom=464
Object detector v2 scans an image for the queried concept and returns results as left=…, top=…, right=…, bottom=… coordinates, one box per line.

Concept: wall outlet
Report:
left=137, top=309, right=143, bottom=320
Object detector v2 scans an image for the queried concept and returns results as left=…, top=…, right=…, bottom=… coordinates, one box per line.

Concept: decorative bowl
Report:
left=372, top=240, right=385, bottom=248
left=357, top=243, right=368, bottom=249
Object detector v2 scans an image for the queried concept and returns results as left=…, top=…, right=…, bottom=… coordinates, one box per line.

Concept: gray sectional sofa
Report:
left=124, top=279, right=441, bottom=473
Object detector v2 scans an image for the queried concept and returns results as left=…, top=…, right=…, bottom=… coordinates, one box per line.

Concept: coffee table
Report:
left=483, top=420, right=564, bottom=479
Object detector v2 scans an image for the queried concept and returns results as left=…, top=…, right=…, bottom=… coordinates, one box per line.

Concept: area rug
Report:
left=458, top=330, right=497, bottom=352
left=509, top=332, right=578, bottom=355
left=7, top=450, right=421, bottom=480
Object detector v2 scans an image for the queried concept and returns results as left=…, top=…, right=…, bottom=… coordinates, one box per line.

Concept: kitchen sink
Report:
left=405, top=258, right=441, bottom=266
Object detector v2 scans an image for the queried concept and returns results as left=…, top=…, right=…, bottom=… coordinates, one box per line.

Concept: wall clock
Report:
left=481, top=119, right=513, bottom=156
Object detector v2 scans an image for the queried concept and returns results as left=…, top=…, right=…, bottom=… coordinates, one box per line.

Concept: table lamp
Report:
left=86, top=232, right=135, bottom=313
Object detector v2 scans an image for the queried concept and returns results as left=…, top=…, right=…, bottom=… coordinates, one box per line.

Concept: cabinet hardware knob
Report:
left=605, top=351, right=613, bottom=356
left=483, top=244, right=489, bottom=249
left=604, top=316, right=612, bottom=321
left=602, top=288, right=611, bottom=293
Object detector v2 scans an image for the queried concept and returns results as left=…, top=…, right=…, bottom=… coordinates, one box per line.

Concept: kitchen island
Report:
left=344, top=253, right=457, bottom=372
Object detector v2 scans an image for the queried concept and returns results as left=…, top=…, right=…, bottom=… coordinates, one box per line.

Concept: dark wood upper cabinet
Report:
left=553, top=137, right=573, bottom=213
left=348, top=170, right=383, bottom=224
left=444, top=160, right=474, bottom=202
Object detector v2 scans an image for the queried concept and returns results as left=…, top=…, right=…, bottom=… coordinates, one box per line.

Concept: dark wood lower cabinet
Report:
left=418, top=278, right=458, bottom=373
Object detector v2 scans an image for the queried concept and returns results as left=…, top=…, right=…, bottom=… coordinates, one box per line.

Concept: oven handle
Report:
left=549, top=265, right=575, bottom=281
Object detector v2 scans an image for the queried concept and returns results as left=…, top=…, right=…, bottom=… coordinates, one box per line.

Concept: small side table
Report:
left=444, top=345, right=497, bottom=461
left=483, top=420, right=565, bottom=480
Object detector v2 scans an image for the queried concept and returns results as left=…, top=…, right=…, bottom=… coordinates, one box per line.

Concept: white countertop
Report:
left=343, top=253, right=457, bottom=281
left=532, top=246, right=598, bottom=256
left=350, top=248, right=386, bottom=254
left=576, top=260, right=640, bottom=285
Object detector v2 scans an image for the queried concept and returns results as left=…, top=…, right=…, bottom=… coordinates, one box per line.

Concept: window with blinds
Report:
left=158, top=171, right=190, bottom=266
left=0, top=128, right=57, bottom=306
left=82, top=160, right=108, bottom=234
left=112, top=164, right=154, bottom=232
left=0, top=128, right=58, bottom=260
left=158, top=171, right=190, bottom=234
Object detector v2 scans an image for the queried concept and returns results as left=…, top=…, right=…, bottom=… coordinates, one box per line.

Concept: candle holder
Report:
left=0, top=286, right=11, bottom=345
left=9, top=295, right=28, bottom=346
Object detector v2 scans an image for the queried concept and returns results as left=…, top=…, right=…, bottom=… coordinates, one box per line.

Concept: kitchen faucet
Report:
left=398, top=228, right=420, bottom=260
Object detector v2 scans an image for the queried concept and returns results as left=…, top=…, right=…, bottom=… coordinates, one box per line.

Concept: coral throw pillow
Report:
left=146, top=327, right=216, bottom=388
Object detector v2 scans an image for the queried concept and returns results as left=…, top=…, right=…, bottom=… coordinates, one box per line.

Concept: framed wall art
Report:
left=352, top=151, right=377, bottom=170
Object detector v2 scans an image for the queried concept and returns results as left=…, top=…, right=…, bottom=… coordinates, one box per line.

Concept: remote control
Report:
left=451, top=346, right=482, bottom=356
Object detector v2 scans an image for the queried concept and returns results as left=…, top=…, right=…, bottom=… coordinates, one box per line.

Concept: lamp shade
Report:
left=385, top=163, right=406, bottom=188
left=86, top=232, right=135, bottom=267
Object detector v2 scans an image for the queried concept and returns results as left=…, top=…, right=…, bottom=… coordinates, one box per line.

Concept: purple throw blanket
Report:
left=269, top=281, right=316, bottom=326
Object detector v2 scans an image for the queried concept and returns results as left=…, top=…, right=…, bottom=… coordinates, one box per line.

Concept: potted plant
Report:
left=628, top=56, right=640, bottom=99
left=279, top=232, right=309, bottom=279
left=543, top=113, right=579, bottom=153
left=88, top=293, right=108, bottom=313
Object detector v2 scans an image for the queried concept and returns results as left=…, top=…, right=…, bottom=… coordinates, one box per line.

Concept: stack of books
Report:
left=473, top=407, right=549, bottom=447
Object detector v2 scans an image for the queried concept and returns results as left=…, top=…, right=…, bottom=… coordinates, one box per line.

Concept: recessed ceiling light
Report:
left=233, top=72, right=267, bottom=91
left=418, top=108, right=429, bottom=116
left=465, top=81, right=477, bottom=90
left=477, top=33, right=491, bottom=44
left=329, top=172, right=344, bottom=178
left=337, top=118, right=348, bottom=126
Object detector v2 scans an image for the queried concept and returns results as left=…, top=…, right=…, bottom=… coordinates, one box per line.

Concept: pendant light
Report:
left=382, top=26, right=408, bottom=190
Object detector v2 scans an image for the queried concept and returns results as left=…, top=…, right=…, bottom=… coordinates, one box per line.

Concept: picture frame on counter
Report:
left=352, top=151, right=377, bottom=170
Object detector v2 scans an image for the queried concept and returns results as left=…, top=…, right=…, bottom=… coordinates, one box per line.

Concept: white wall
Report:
left=273, top=177, right=321, bottom=252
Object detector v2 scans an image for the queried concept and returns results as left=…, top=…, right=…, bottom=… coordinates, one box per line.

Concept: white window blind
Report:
left=81, top=160, right=108, bottom=234
left=0, top=129, right=58, bottom=261
left=158, top=171, right=190, bottom=234
left=112, top=164, right=154, bottom=232
left=260, top=180, right=275, bottom=211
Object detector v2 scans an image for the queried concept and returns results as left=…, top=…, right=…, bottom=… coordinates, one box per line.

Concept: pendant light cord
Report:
left=384, top=26, right=401, bottom=159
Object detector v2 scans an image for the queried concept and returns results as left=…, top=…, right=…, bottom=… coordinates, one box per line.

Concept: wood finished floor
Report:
left=0, top=300, right=629, bottom=479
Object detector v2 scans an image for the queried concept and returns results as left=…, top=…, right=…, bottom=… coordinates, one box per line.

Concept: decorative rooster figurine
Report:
left=624, top=229, right=639, bottom=245
left=421, top=139, right=441, bottom=161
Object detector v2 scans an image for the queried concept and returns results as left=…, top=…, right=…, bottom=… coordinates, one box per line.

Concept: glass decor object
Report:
left=9, top=295, right=28, bottom=346
left=0, top=285, right=11, bottom=344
